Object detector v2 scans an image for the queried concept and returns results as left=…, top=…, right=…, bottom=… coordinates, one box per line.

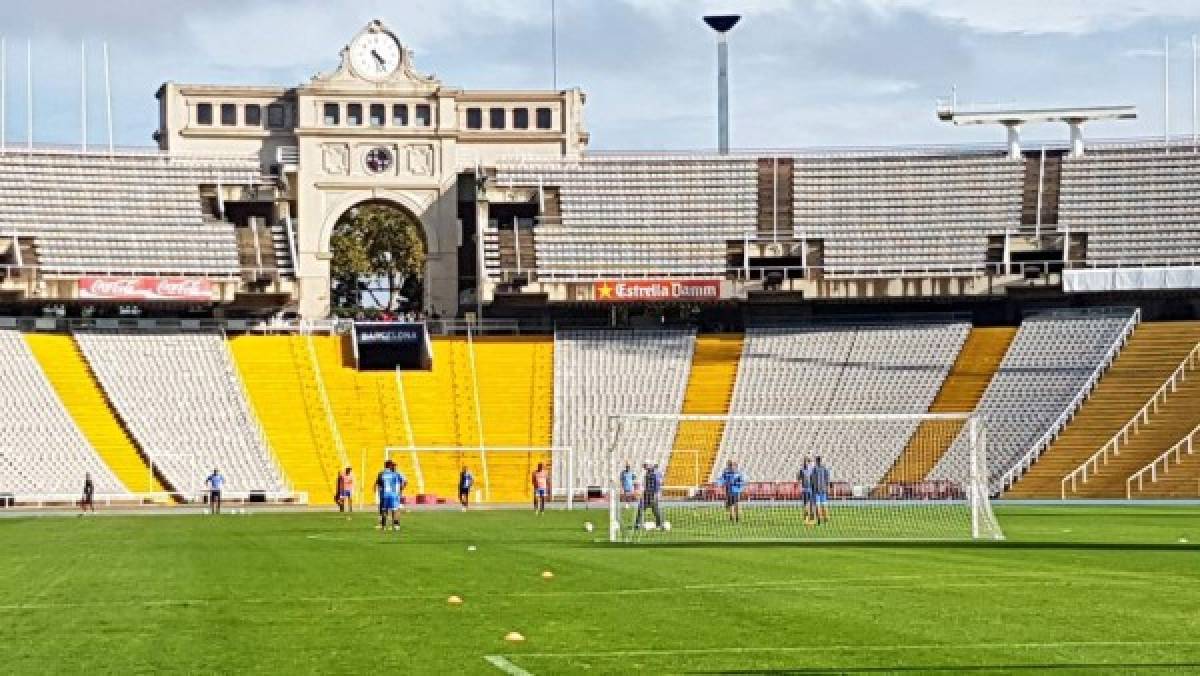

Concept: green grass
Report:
left=0, top=506, right=1198, bottom=674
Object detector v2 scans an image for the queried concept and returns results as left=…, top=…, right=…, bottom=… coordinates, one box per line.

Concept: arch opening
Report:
left=329, top=200, right=428, bottom=318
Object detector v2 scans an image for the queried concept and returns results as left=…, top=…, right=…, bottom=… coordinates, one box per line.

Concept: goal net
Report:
left=383, top=446, right=575, bottom=505
left=606, top=413, right=1003, bottom=542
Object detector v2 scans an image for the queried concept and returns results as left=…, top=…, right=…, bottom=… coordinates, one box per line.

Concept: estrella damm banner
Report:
left=593, top=280, right=721, bottom=302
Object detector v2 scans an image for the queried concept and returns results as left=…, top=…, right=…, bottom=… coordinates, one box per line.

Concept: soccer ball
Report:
left=662, top=521, right=671, bottom=531
left=584, top=521, right=594, bottom=532
left=645, top=522, right=657, bottom=531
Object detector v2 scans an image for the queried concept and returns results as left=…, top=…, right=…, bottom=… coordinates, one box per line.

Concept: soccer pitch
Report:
left=1, top=507, right=1198, bottom=673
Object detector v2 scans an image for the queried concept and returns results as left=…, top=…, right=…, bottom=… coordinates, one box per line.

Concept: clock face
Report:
left=349, top=32, right=401, bottom=81
left=365, top=147, right=394, bottom=174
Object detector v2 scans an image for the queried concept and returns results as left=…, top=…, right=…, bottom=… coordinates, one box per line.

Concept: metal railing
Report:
left=492, top=133, right=1200, bottom=162
left=0, top=143, right=260, bottom=162
left=276, top=146, right=299, bottom=166
left=997, top=308, right=1141, bottom=492
left=0, top=264, right=251, bottom=279
left=305, top=333, right=350, bottom=471
left=0, top=316, right=347, bottom=335
left=424, top=318, right=521, bottom=335
left=1062, top=339, right=1200, bottom=498
left=487, top=259, right=1200, bottom=285
left=219, top=326, right=293, bottom=494
left=1126, top=424, right=1200, bottom=498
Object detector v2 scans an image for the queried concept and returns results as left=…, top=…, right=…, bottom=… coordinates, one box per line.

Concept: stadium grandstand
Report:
left=0, top=18, right=1198, bottom=513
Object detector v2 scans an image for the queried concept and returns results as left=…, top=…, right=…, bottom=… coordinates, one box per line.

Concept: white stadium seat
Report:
left=0, top=150, right=262, bottom=276
left=716, top=321, right=969, bottom=486
left=73, top=330, right=285, bottom=494
left=0, top=329, right=127, bottom=496
left=552, top=329, right=696, bottom=487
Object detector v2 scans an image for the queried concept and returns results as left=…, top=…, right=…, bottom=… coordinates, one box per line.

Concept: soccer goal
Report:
left=382, top=446, right=577, bottom=505
left=606, top=413, right=1003, bottom=542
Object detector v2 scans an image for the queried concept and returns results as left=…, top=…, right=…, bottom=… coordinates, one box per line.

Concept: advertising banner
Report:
left=78, top=277, right=214, bottom=301
left=592, top=279, right=721, bottom=302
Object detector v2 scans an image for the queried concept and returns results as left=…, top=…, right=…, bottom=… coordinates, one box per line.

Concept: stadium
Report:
left=2, top=12, right=1200, bottom=674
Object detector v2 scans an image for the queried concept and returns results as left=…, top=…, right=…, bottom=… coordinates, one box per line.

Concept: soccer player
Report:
left=811, top=456, right=831, bottom=525
left=458, top=466, right=474, bottom=510
left=375, top=460, right=407, bottom=532
left=634, top=462, right=664, bottom=530
left=335, top=467, right=354, bottom=513
left=718, top=460, right=746, bottom=523
left=79, top=473, right=95, bottom=513
left=798, top=456, right=815, bottom=523
left=619, top=464, right=637, bottom=504
left=205, top=469, right=224, bottom=514
left=531, top=463, right=548, bottom=514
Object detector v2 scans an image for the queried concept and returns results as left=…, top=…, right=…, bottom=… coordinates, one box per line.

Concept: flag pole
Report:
left=103, top=42, right=113, bottom=155
left=26, top=39, right=32, bottom=151
left=81, top=41, right=87, bottom=152
left=1, top=36, right=6, bottom=152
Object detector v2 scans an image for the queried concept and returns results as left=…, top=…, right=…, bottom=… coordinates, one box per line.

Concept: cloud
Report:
left=876, top=0, right=1200, bottom=35
left=0, top=0, right=1194, bottom=148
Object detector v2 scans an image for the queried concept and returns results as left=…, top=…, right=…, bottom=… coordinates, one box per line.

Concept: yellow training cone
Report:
left=447, top=595, right=463, bottom=605
left=504, top=631, right=525, bottom=642
left=541, top=570, right=554, bottom=579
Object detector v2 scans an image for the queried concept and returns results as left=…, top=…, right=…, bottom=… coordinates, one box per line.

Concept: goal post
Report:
left=382, top=446, right=576, bottom=506
left=606, top=412, right=1004, bottom=543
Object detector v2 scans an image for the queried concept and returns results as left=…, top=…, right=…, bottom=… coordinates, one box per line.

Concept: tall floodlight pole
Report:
left=703, top=14, right=741, bottom=154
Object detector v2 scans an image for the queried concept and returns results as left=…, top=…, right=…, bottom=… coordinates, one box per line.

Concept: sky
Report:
left=1, top=0, right=1200, bottom=151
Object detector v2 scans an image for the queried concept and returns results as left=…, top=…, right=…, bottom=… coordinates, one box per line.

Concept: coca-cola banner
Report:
left=593, top=279, right=722, bottom=302
left=78, top=277, right=215, bottom=301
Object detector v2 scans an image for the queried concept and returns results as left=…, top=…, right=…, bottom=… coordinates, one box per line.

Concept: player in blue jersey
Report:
left=619, top=464, right=637, bottom=504
left=205, top=469, right=225, bottom=515
left=811, top=456, right=831, bottom=525
left=375, top=460, right=407, bottom=532
left=718, top=460, right=746, bottom=523
left=458, top=466, right=474, bottom=511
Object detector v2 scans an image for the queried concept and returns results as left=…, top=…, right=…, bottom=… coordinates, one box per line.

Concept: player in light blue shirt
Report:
left=619, top=464, right=636, bottom=503
left=718, top=460, right=746, bottom=523
left=205, top=469, right=225, bottom=515
left=375, top=460, right=407, bottom=532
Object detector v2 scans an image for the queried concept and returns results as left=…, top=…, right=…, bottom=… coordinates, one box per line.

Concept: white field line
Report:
left=501, top=639, right=1200, bottom=660
left=0, top=572, right=1163, bottom=612
left=483, top=655, right=533, bottom=676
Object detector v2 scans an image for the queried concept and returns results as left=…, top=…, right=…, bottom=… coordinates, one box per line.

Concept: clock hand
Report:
left=371, top=49, right=385, bottom=65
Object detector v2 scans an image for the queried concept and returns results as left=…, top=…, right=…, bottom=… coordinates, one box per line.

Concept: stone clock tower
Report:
left=156, top=19, right=588, bottom=318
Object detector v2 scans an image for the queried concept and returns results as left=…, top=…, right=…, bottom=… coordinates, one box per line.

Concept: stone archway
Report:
left=327, top=199, right=428, bottom=316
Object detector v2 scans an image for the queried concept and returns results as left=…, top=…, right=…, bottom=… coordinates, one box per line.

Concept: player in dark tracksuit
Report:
left=634, top=463, right=665, bottom=530
left=80, top=474, right=95, bottom=513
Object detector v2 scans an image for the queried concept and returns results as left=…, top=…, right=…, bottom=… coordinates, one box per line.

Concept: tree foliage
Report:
left=330, top=203, right=426, bottom=314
